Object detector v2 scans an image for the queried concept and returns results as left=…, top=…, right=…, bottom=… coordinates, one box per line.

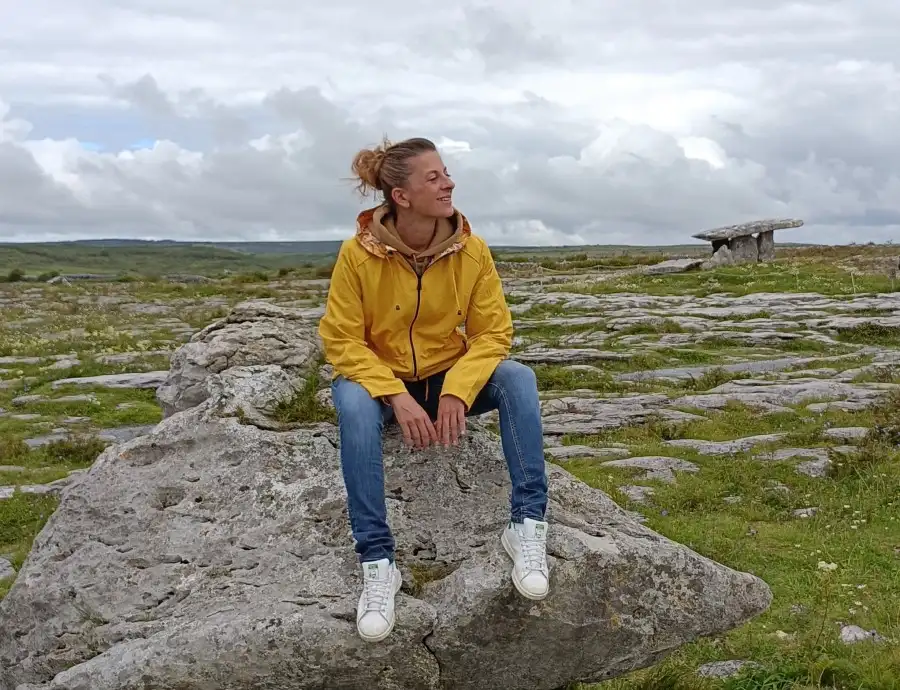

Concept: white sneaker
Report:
left=356, top=558, right=402, bottom=642
left=501, top=518, right=550, bottom=600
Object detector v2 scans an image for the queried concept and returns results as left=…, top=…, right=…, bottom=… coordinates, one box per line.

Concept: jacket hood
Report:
left=354, top=204, right=471, bottom=263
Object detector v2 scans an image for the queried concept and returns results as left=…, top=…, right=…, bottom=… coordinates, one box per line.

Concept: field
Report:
left=1, top=239, right=899, bottom=688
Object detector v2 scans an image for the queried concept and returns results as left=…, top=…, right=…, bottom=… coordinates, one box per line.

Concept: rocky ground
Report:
left=1, top=252, right=899, bottom=688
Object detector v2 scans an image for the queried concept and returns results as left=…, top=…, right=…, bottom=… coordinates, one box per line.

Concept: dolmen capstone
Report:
left=693, top=218, right=804, bottom=268
left=0, top=301, right=773, bottom=690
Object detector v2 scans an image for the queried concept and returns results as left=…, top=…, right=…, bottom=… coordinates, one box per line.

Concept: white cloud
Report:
left=1, top=0, right=899, bottom=245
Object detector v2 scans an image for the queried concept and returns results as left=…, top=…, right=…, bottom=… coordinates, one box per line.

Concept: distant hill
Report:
left=18, top=238, right=345, bottom=256
left=0, top=237, right=818, bottom=279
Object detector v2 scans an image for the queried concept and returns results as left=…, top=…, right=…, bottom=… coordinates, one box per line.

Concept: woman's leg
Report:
left=332, top=375, right=394, bottom=563
left=332, top=375, right=402, bottom=643
left=468, top=359, right=550, bottom=600
left=469, top=359, right=548, bottom=522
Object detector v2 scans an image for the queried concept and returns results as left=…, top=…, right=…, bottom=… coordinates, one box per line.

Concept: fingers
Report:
left=416, top=416, right=437, bottom=449
left=403, top=420, right=421, bottom=448
left=437, top=400, right=465, bottom=447
left=440, top=409, right=452, bottom=447
left=449, top=411, right=459, bottom=447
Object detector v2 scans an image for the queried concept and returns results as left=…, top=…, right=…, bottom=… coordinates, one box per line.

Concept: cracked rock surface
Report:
left=155, top=300, right=322, bottom=417
left=0, top=360, right=773, bottom=690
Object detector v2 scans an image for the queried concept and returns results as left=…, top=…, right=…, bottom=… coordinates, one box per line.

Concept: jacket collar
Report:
left=354, top=204, right=471, bottom=261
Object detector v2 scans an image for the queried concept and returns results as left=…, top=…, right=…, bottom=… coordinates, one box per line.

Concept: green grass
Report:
left=835, top=324, right=900, bottom=347
left=551, top=261, right=898, bottom=298
left=0, top=491, right=60, bottom=597
left=616, top=319, right=688, bottom=336
left=0, top=435, right=106, bottom=599
left=270, top=366, right=337, bottom=425
left=533, top=364, right=629, bottom=394
left=0, top=242, right=336, bottom=277
left=559, top=395, right=900, bottom=689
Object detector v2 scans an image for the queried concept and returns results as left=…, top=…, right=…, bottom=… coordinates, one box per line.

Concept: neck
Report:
left=394, top=208, right=438, bottom=252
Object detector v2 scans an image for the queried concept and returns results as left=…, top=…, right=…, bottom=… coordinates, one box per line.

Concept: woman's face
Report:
left=392, top=150, right=455, bottom=218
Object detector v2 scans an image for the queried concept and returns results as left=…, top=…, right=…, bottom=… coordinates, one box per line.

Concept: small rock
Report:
left=644, top=258, right=704, bottom=275
left=44, top=358, right=81, bottom=370
left=796, top=458, right=831, bottom=478
left=618, top=485, right=655, bottom=503
left=13, top=394, right=98, bottom=406
left=10, top=395, right=45, bottom=406
left=23, top=433, right=70, bottom=448
left=95, top=350, right=171, bottom=365
left=602, top=456, right=700, bottom=483
left=840, top=624, right=886, bottom=645
left=545, top=445, right=630, bottom=461
left=0, top=558, right=14, bottom=580
left=97, top=425, right=156, bottom=444
left=512, top=348, right=631, bottom=364
left=723, top=495, right=743, bottom=504
left=823, top=427, right=869, bottom=442
left=792, top=507, right=818, bottom=519
left=665, top=433, right=785, bottom=455
left=51, top=372, right=168, bottom=390
left=696, top=660, right=760, bottom=678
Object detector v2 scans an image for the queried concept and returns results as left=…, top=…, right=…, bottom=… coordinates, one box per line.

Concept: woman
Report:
left=318, top=136, right=550, bottom=643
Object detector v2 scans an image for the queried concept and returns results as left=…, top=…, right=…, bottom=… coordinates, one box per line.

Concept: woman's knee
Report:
left=492, top=359, right=537, bottom=390
left=332, top=377, right=383, bottom=425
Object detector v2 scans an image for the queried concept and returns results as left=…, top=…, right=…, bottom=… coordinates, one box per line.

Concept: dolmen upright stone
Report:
left=0, top=301, right=774, bottom=690
left=693, top=218, right=804, bottom=267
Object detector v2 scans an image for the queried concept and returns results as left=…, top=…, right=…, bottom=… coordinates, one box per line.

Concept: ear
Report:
left=391, top=186, right=411, bottom=209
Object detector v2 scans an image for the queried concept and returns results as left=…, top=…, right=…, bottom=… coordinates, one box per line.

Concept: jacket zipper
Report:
left=402, top=252, right=454, bottom=381
left=408, top=273, right=423, bottom=378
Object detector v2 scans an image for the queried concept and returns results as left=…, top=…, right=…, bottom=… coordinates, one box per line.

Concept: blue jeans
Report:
left=332, top=359, right=549, bottom=563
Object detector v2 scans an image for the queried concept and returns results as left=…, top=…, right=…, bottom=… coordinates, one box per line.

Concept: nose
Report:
left=442, top=176, right=455, bottom=190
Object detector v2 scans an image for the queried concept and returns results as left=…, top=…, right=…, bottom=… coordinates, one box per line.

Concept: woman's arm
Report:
left=318, top=242, right=408, bottom=400
left=440, top=242, right=513, bottom=409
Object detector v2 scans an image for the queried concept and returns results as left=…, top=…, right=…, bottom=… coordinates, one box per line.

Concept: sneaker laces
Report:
left=362, top=578, right=392, bottom=613
left=519, top=532, right=548, bottom=573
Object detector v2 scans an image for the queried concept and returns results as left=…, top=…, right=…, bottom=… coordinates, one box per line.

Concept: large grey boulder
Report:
left=0, top=362, right=772, bottom=690
left=155, top=300, right=322, bottom=417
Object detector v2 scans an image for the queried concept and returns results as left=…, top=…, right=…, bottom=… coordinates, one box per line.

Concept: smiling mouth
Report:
left=438, top=196, right=452, bottom=203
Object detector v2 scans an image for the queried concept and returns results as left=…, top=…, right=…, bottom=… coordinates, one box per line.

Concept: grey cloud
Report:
left=2, top=78, right=895, bottom=245
left=98, top=74, right=175, bottom=117
left=1, top=0, right=899, bottom=245
left=462, top=6, right=565, bottom=72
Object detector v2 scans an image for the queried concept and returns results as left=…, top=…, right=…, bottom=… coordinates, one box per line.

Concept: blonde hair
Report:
left=351, top=136, right=437, bottom=205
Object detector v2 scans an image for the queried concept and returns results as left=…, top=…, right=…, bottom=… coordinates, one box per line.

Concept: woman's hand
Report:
left=436, top=394, right=466, bottom=447
left=387, top=392, right=438, bottom=449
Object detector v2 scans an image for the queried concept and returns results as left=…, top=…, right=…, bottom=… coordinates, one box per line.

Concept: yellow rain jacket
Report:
left=318, top=205, right=513, bottom=409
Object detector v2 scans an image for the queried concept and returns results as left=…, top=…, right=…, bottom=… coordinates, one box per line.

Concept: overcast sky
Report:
left=1, top=1, right=898, bottom=246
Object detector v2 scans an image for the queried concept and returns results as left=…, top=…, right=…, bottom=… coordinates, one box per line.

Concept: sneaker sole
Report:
left=358, top=571, right=403, bottom=643
left=500, top=531, right=549, bottom=602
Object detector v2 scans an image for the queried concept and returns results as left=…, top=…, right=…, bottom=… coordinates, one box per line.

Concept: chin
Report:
left=434, top=201, right=455, bottom=218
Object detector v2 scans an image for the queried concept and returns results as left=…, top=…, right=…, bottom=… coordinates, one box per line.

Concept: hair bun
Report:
left=351, top=139, right=391, bottom=195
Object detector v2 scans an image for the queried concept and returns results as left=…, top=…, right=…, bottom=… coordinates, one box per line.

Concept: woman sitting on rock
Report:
left=318, top=136, right=550, bottom=643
